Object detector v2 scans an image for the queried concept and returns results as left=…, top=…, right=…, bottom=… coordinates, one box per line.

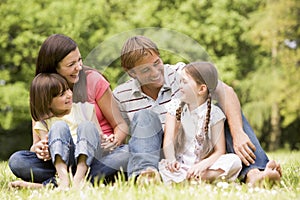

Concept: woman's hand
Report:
left=33, top=139, right=50, bottom=161
left=101, top=134, right=120, bottom=152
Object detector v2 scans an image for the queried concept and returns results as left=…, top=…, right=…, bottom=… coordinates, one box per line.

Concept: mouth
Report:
left=150, top=74, right=163, bottom=83
left=65, top=99, right=72, bottom=105
left=70, top=74, right=79, bottom=79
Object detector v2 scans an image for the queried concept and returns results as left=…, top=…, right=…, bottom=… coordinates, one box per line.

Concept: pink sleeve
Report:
left=86, top=70, right=110, bottom=102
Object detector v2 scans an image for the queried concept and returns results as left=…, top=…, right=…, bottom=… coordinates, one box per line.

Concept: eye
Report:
left=153, top=59, right=161, bottom=67
left=180, top=78, right=187, bottom=84
left=67, top=62, right=76, bottom=67
left=141, top=67, right=150, bottom=73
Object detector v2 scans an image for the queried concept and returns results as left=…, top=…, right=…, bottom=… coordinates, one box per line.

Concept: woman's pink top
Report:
left=86, top=69, right=113, bottom=136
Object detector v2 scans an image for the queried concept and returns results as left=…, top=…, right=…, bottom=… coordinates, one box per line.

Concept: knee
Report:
left=8, top=152, right=20, bottom=169
left=48, top=121, right=71, bottom=140
left=8, top=151, right=29, bottom=172
left=229, top=153, right=242, bottom=171
left=131, top=110, right=162, bottom=131
left=77, top=121, right=99, bottom=139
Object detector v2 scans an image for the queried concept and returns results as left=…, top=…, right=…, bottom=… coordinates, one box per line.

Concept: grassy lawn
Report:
left=0, top=150, right=299, bottom=200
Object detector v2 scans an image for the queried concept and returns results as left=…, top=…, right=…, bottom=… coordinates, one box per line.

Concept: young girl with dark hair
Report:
left=11, top=73, right=104, bottom=189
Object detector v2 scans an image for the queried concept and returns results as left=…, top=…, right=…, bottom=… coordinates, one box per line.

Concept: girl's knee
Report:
left=49, top=121, right=71, bottom=140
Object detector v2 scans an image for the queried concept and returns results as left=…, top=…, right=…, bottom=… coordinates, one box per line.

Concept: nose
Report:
left=150, top=66, right=160, bottom=76
left=75, top=60, right=83, bottom=71
left=66, top=89, right=73, bottom=97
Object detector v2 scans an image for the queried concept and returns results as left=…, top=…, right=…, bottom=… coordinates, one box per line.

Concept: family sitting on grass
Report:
left=8, top=34, right=282, bottom=190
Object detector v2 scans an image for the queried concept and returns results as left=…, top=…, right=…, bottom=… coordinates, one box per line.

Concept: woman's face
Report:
left=57, top=47, right=83, bottom=88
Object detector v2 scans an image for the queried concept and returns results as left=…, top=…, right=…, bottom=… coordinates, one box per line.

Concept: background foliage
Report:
left=0, top=0, right=299, bottom=160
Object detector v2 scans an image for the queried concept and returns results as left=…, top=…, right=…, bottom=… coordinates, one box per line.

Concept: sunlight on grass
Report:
left=1, top=151, right=299, bottom=200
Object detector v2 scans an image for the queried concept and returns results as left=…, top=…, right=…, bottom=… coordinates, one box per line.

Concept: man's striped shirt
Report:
left=113, top=62, right=185, bottom=129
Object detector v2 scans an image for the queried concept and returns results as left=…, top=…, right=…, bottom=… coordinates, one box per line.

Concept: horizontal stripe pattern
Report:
left=113, top=63, right=185, bottom=128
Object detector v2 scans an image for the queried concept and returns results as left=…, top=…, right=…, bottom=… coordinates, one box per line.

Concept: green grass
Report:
left=1, top=150, right=299, bottom=200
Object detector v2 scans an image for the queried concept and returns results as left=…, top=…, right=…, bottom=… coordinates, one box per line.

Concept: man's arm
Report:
left=212, top=80, right=256, bottom=166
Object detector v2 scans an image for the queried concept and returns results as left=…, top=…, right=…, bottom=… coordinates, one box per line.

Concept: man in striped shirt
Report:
left=113, top=35, right=281, bottom=185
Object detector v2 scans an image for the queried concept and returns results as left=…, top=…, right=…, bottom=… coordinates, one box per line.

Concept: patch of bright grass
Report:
left=1, top=151, right=299, bottom=200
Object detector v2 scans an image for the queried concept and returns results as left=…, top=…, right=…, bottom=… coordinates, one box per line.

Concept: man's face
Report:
left=129, top=51, right=165, bottom=90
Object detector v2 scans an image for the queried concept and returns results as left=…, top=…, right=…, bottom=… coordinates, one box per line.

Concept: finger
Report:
left=242, top=146, right=255, bottom=164
left=104, top=142, right=115, bottom=149
left=247, top=141, right=256, bottom=152
left=105, top=134, right=114, bottom=142
left=236, top=150, right=250, bottom=166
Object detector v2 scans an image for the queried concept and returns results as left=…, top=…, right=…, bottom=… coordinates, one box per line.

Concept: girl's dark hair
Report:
left=174, top=102, right=186, bottom=155
left=30, top=73, right=70, bottom=121
left=36, top=34, right=78, bottom=75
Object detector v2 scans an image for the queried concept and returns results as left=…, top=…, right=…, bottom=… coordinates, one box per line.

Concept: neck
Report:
left=141, top=85, right=161, bottom=100
left=188, top=97, right=207, bottom=111
left=51, top=109, right=71, bottom=118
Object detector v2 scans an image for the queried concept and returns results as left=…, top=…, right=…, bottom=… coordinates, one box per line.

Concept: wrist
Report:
left=30, top=144, right=36, bottom=152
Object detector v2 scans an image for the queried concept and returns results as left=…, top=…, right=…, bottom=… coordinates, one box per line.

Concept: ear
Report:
left=197, top=84, right=207, bottom=95
left=127, top=69, right=137, bottom=78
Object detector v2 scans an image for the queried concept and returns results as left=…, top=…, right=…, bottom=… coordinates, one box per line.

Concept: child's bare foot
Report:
left=246, top=160, right=282, bottom=187
left=9, top=180, right=43, bottom=189
left=57, top=177, right=70, bottom=191
left=136, top=168, right=161, bottom=186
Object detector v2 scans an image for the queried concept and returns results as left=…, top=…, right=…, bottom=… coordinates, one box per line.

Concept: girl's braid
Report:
left=174, top=102, right=185, bottom=155
left=203, top=92, right=212, bottom=138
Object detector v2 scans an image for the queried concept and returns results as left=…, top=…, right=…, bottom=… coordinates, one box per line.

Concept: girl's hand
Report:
left=101, top=134, right=119, bottom=152
left=165, top=160, right=180, bottom=172
left=186, top=162, right=208, bottom=180
left=33, top=139, right=50, bottom=161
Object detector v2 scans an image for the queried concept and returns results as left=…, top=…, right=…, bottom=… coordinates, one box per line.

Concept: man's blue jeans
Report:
left=225, top=113, right=269, bottom=180
left=127, top=110, right=163, bottom=177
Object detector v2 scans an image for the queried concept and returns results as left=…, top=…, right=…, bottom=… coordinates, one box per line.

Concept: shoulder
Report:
left=210, top=104, right=226, bottom=123
left=165, top=98, right=181, bottom=116
left=113, top=79, right=135, bottom=99
left=165, top=62, right=186, bottom=71
left=85, top=69, right=108, bottom=83
left=164, top=62, right=186, bottom=77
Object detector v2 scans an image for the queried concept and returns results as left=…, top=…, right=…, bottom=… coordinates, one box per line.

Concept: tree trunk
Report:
left=269, top=103, right=281, bottom=151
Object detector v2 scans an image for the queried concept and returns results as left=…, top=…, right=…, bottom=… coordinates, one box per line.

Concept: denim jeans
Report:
left=8, top=121, right=129, bottom=186
left=48, top=121, right=101, bottom=170
left=225, top=112, right=269, bottom=180
left=127, top=110, right=163, bottom=177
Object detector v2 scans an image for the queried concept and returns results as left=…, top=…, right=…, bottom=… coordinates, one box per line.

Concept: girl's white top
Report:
left=165, top=98, right=226, bottom=166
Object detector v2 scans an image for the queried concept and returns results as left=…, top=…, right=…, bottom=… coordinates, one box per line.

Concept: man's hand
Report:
left=233, top=131, right=256, bottom=166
